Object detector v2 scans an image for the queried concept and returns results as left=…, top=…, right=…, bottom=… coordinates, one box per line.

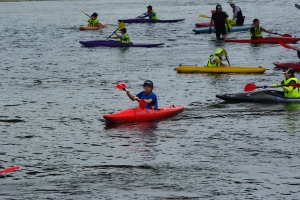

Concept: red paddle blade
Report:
left=279, top=42, right=294, bottom=50
left=287, top=84, right=300, bottom=88
left=282, top=34, right=292, bottom=37
left=244, top=83, right=257, bottom=92
left=115, top=83, right=126, bottom=90
left=139, top=99, right=146, bottom=110
left=0, top=166, right=20, bottom=174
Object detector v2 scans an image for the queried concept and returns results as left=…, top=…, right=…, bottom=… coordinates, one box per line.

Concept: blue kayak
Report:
left=193, top=26, right=251, bottom=34
left=296, top=4, right=300, bottom=9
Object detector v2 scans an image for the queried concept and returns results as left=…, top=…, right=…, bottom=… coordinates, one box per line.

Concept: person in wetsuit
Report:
left=209, top=4, right=230, bottom=40
left=228, top=1, right=245, bottom=26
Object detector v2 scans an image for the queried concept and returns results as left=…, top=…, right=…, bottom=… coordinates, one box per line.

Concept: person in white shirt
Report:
left=228, top=1, right=245, bottom=26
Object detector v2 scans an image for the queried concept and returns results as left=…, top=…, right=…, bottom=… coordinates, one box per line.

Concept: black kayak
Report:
left=216, top=90, right=300, bottom=103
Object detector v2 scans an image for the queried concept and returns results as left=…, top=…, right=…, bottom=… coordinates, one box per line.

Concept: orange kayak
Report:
left=79, top=22, right=107, bottom=30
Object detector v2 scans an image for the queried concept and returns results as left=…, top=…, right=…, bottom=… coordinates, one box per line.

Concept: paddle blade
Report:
left=244, top=83, right=257, bottom=92
left=0, top=166, right=20, bottom=174
left=199, top=14, right=208, bottom=18
left=118, top=22, right=125, bottom=30
left=115, top=83, right=126, bottom=90
left=139, top=99, right=146, bottom=110
left=230, top=19, right=236, bottom=25
left=279, top=42, right=295, bottom=50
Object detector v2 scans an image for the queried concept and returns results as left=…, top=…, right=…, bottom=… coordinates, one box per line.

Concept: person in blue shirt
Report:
left=139, top=5, right=158, bottom=20
left=126, top=80, right=158, bottom=110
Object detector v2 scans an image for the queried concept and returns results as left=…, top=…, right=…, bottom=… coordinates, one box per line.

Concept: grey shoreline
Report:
left=0, top=0, right=75, bottom=2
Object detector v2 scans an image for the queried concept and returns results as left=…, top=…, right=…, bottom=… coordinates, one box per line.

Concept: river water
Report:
left=1, top=0, right=300, bottom=199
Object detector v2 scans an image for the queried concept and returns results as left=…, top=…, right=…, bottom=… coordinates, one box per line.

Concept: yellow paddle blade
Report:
left=199, top=14, right=208, bottom=18
left=118, top=22, right=125, bottom=30
left=230, top=19, right=236, bottom=25
left=222, top=47, right=228, bottom=56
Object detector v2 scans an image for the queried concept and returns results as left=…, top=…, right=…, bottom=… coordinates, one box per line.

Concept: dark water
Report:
left=1, top=0, right=300, bottom=199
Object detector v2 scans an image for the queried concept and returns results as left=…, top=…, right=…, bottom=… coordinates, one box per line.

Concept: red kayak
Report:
left=225, top=37, right=300, bottom=44
left=103, top=105, right=184, bottom=123
left=195, top=22, right=213, bottom=27
left=273, top=62, right=300, bottom=71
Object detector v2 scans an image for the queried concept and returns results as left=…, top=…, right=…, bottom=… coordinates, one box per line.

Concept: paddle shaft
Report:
left=123, top=88, right=143, bottom=107
left=107, top=29, right=119, bottom=39
left=107, top=22, right=125, bottom=39
left=225, top=56, right=231, bottom=66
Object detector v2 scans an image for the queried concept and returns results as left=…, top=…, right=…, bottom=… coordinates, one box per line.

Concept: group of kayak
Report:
left=79, top=5, right=185, bottom=48
left=76, top=4, right=300, bottom=123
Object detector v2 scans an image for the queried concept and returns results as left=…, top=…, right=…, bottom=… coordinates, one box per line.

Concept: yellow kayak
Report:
left=176, top=65, right=266, bottom=73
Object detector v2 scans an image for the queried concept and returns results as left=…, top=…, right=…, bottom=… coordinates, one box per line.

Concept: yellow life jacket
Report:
left=120, top=33, right=130, bottom=44
left=281, top=77, right=300, bottom=97
left=225, top=17, right=232, bottom=29
left=207, top=55, right=221, bottom=66
left=150, top=10, right=157, bottom=20
left=88, top=18, right=99, bottom=26
left=250, top=26, right=263, bottom=38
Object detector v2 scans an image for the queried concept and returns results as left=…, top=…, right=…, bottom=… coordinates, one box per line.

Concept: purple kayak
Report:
left=79, top=40, right=164, bottom=48
left=117, top=18, right=185, bottom=23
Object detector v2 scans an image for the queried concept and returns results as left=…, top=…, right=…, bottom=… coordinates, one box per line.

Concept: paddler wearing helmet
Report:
left=263, top=68, right=300, bottom=97
left=108, top=28, right=130, bottom=44
left=126, top=80, right=158, bottom=110
left=250, top=19, right=278, bottom=39
left=207, top=48, right=228, bottom=66
left=209, top=4, right=230, bottom=40
left=88, top=12, right=103, bottom=27
left=138, top=5, right=158, bottom=20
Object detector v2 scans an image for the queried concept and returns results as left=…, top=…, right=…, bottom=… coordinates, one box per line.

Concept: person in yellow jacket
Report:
left=88, top=13, right=104, bottom=27
left=224, top=12, right=232, bottom=29
left=207, top=48, right=228, bottom=66
left=263, top=68, right=300, bottom=97
left=250, top=18, right=277, bottom=39
left=108, top=28, right=130, bottom=44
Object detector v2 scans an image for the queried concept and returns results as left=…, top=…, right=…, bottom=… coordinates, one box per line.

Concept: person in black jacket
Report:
left=209, top=4, right=230, bottom=40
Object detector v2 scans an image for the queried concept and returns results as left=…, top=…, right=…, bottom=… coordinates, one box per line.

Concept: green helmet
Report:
left=214, top=48, right=223, bottom=55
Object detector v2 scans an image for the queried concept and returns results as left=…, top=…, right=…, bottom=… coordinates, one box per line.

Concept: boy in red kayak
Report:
left=126, top=80, right=158, bottom=110
left=250, top=19, right=278, bottom=39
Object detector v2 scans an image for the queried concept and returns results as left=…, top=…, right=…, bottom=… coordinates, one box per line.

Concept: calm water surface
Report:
left=1, top=0, right=300, bottom=199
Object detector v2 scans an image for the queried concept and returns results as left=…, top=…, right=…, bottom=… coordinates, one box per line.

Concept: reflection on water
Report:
left=104, top=122, right=159, bottom=161
left=283, top=102, right=300, bottom=112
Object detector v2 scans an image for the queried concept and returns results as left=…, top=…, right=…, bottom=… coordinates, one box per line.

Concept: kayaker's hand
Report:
left=227, top=28, right=230, bottom=32
left=263, top=85, right=268, bottom=89
left=208, top=28, right=212, bottom=34
left=126, top=89, right=130, bottom=94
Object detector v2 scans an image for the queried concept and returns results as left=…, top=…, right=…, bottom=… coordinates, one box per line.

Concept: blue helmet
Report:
left=120, top=28, right=127, bottom=33
left=143, top=80, right=153, bottom=87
